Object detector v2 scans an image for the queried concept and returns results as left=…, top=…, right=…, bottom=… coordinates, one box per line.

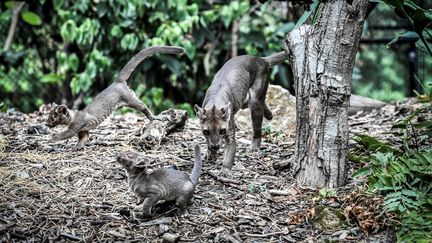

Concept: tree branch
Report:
left=3, top=2, right=25, bottom=51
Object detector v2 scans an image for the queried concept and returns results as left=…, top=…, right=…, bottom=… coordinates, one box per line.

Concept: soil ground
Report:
left=0, top=102, right=411, bottom=242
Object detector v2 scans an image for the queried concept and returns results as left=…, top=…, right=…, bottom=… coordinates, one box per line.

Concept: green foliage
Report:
left=382, top=0, right=432, bottom=55
left=319, top=188, right=337, bottom=198
left=352, top=92, right=432, bottom=241
left=353, top=44, right=408, bottom=102
left=0, top=1, right=291, bottom=113
left=21, top=11, right=42, bottom=26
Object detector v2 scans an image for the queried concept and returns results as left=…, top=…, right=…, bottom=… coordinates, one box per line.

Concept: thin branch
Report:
left=230, top=20, right=239, bottom=58
left=4, top=2, right=25, bottom=51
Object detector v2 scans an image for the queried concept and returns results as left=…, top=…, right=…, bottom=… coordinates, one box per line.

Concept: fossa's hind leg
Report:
left=141, top=196, right=159, bottom=218
left=76, top=130, right=89, bottom=149
left=248, top=73, right=269, bottom=151
left=176, top=183, right=194, bottom=214
left=264, top=102, right=273, bottom=120
left=249, top=99, right=264, bottom=152
left=124, top=92, right=154, bottom=120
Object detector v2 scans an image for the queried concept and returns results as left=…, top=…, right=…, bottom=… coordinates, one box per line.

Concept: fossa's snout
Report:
left=209, top=144, right=220, bottom=151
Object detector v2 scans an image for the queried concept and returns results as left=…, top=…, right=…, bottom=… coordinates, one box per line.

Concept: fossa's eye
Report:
left=220, top=129, right=226, bottom=135
left=203, top=130, right=210, bottom=136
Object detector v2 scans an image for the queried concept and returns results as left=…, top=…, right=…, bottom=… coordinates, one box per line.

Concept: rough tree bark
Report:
left=284, top=0, right=369, bottom=188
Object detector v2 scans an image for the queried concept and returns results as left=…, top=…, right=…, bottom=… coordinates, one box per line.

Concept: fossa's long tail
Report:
left=261, top=50, right=289, bottom=67
left=116, top=46, right=185, bottom=83
left=189, top=144, right=202, bottom=187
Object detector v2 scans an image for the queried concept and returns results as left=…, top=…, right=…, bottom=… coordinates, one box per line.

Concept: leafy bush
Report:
left=0, top=0, right=292, bottom=113
left=352, top=88, right=432, bottom=241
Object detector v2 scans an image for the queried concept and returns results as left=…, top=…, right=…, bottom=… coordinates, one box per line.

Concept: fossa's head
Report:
left=194, top=102, right=231, bottom=152
left=116, top=151, right=149, bottom=175
left=46, top=104, right=71, bottom=128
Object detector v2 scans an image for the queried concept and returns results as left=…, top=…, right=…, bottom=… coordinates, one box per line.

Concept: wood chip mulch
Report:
left=0, top=101, right=417, bottom=242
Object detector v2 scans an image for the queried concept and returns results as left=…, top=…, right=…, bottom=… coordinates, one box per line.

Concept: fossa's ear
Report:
left=194, top=104, right=206, bottom=120
left=56, top=105, right=68, bottom=115
left=134, top=158, right=149, bottom=169
left=220, top=102, right=231, bottom=120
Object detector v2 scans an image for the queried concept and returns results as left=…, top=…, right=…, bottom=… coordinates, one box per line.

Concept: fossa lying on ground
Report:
left=116, top=144, right=202, bottom=217
left=46, top=46, right=184, bottom=149
left=194, top=51, right=288, bottom=169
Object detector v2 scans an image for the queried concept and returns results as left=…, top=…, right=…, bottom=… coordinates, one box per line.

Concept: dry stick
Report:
left=138, top=217, right=172, bottom=227
left=0, top=222, right=16, bottom=233
left=207, top=172, right=241, bottom=185
left=4, top=2, right=25, bottom=51
left=242, top=231, right=289, bottom=238
left=60, top=232, right=83, bottom=241
left=268, top=189, right=293, bottom=196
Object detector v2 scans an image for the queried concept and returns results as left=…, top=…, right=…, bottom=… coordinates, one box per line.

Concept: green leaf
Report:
left=40, top=74, right=62, bottom=84
left=110, top=25, right=123, bottom=38
left=60, top=20, right=77, bottom=42
left=319, top=188, right=337, bottom=198
left=68, top=54, right=79, bottom=72
left=86, top=61, right=97, bottom=78
left=5, top=1, right=15, bottom=9
left=53, top=0, right=64, bottom=10
left=387, top=31, right=418, bottom=48
left=294, top=0, right=319, bottom=28
left=383, top=0, right=405, bottom=9
left=352, top=167, right=372, bottom=178
left=158, top=55, right=183, bottom=76
left=120, top=33, right=139, bottom=50
left=21, top=11, right=42, bottom=26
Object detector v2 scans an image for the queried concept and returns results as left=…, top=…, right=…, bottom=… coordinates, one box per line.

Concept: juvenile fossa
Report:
left=116, top=144, right=202, bottom=217
left=46, top=46, right=184, bottom=149
left=194, top=51, right=287, bottom=169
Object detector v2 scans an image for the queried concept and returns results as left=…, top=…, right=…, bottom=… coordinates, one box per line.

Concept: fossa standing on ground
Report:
left=194, top=51, right=288, bottom=169
left=46, top=46, right=184, bottom=149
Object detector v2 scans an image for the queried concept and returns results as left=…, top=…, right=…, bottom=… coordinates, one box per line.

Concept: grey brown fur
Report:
left=194, top=51, right=288, bottom=169
left=116, top=144, right=202, bottom=217
left=46, top=46, right=184, bottom=149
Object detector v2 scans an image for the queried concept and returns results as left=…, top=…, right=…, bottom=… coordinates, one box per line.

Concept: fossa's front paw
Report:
left=220, top=167, right=234, bottom=178
left=248, top=138, right=261, bottom=153
left=248, top=146, right=260, bottom=153
left=72, top=146, right=84, bottom=151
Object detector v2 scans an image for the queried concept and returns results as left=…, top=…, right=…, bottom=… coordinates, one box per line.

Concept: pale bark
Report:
left=4, top=2, right=25, bottom=51
left=285, top=0, right=369, bottom=188
left=130, top=109, right=188, bottom=149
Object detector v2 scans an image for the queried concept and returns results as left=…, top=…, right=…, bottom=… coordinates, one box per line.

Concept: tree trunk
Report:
left=285, top=0, right=368, bottom=188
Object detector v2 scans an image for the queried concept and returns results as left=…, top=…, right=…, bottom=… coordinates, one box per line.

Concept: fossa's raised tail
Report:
left=189, top=144, right=202, bottom=187
left=261, top=50, right=289, bottom=67
left=116, top=46, right=185, bottom=83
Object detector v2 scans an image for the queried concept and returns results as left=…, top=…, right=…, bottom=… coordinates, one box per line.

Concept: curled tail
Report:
left=261, top=50, right=289, bottom=67
left=189, top=144, right=202, bottom=187
left=116, top=46, right=185, bottom=83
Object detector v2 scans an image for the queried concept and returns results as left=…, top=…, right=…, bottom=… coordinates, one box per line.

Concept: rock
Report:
left=235, top=85, right=388, bottom=136
left=235, top=85, right=296, bottom=136
left=27, top=124, right=48, bottom=135
left=349, top=94, right=387, bottom=115
left=313, top=205, right=345, bottom=230
left=162, top=233, right=180, bottom=243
